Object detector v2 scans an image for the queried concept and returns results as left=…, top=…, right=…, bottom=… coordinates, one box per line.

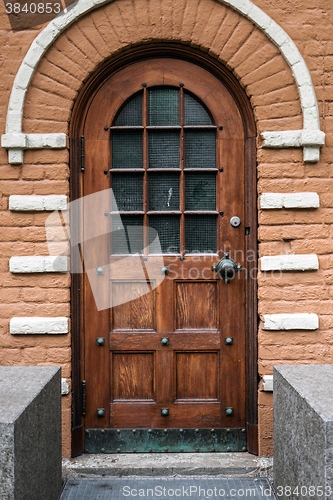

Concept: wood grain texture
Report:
left=112, top=282, right=155, bottom=330
left=112, top=352, right=155, bottom=400
left=176, top=282, right=217, bottom=329
left=81, top=57, right=249, bottom=436
left=175, top=352, right=218, bottom=400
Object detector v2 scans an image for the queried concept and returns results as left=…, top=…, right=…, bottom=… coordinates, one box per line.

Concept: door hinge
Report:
left=82, top=380, right=86, bottom=415
left=81, top=135, right=85, bottom=172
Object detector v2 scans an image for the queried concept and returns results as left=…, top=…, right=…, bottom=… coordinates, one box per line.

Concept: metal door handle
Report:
left=212, top=253, right=242, bottom=284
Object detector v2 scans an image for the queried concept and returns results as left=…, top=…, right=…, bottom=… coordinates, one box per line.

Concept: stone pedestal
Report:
left=274, top=365, right=333, bottom=500
left=0, top=366, right=62, bottom=500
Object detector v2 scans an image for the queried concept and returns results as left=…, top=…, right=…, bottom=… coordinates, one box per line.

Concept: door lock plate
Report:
left=230, top=216, right=241, bottom=227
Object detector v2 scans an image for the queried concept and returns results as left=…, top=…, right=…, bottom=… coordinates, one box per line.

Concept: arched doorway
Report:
left=70, top=48, right=257, bottom=456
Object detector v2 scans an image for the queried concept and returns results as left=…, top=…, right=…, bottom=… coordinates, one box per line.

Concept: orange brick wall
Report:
left=0, top=0, right=331, bottom=457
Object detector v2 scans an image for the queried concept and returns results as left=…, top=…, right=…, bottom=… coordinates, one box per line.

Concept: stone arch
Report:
left=1, top=0, right=325, bottom=164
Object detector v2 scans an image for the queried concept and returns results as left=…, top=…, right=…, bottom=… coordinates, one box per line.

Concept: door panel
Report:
left=175, top=281, right=217, bottom=329
left=175, top=352, right=219, bottom=400
left=112, top=283, right=155, bottom=330
left=112, top=352, right=155, bottom=400
left=82, top=58, right=248, bottom=450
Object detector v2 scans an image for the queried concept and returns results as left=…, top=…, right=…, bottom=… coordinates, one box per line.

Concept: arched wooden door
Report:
left=81, top=58, right=251, bottom=453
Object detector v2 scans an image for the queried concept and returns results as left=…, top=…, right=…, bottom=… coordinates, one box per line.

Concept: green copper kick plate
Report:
left=85, top=428, right=247, bottom=453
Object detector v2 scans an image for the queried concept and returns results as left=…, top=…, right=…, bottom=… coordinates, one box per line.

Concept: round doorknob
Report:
left=161, top=337, right=169, bottom=346
left=213, top=253, right=242, bottom=284
left=161, top=408, right=169, bottom=416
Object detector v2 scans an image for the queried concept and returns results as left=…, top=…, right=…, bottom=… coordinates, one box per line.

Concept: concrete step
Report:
left=62, top=453, right=273, bottom=480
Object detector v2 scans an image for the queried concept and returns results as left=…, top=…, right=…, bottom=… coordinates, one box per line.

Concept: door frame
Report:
left=70, top=43, right=258, bottom=457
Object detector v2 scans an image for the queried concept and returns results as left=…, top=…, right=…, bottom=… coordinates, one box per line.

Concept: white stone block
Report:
left=73, top=0, right=95, bottom=13
left=10, top=256, right=68, bottom=273
left=247, top=3, right=272, bottom=31
left=23, top=40, right=46, bottom=70
left=6, top=111, right=23, bottom=134
left=260, top=254, right=319, bottom=271
left=43, top=195, right=68, bottom=211
left=224, top=0, right=252, bottom=15
left=284, top=193, right=320, bottom=208
left=35, top=24, right=61, bottom=51
left=299, top=83, right=318, bottom=110
left=302, top=130, right=325, bottom=146
left=8, top=149, right=24, bottom=165
left=9, top=195, right=43, bottom=211
left=263, top=375, right=274, bottom=392
left=13, top=63, right=35, bottom=92
left=61, top=378, right=69, bottom=396
left=1, top=133, right=26, bottom=148
left=52, top=4, right=84, bottom=30
left=262, top=130, right=302, bottom=148
left=292, top=61, right=312, bottom=89
left=263, top=314, right=319, bottom=331
left=280, top=38, right=302, bottom=66
left=263, top=125, right=324, bottom=154
left=303, top=146, right=320, bottom=163
left=10, top=317, right=69, bottom=334
left=265, top=21, right=288, bottom=47
left=303, top=106, right=321, bottom=130
left=260, top=193, right=284, bottom=209
left=9, top=195, right=67, bottom=211
left=26, top=133, right=67, bottom=149
left=7, top=87, right=27, bottom=113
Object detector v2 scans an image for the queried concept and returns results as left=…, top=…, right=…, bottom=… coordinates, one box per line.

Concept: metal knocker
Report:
left=212, top=253, right=242, bottom=284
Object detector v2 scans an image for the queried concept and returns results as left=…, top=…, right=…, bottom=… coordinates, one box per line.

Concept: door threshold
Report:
left=62, top=452, right=273, bottom=480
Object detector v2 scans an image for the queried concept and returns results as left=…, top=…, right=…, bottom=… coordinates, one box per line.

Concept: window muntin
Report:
left=110, top=87, right=218, bottom=255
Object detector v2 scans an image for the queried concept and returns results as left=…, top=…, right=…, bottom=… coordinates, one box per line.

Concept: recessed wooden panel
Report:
left=112, top=353, right=155, bottom=400
left=176, top=352, right=218, bottom=400
left=112, top=282, right=155, bottom=330
left=176, top=282, right=217, bottom=329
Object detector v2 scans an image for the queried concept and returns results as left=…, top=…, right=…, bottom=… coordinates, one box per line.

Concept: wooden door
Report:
left=82, top=59, right=247, bottom=452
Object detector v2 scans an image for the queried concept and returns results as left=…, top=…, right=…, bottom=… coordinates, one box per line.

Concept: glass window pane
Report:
left=148, top=88, right=179, bottom=126
left=112, top=130, right=143, bottom=169
left=185, top=130, right=216, bottom=169
left=149, top=173, right=180, bottom=211
left=114, top=93, right=142, bottom=126
left=185, top=215, right=217, bottom=253
left=111, top=216, right=144, bottom=254
left=185, top=173, right=216, bottom=211
left=148, top=131, right=180, bottom=169
left=184, top=92, right=213, bottom=126
left=149, top=216, right=180, bottom=254
left=112, top=173, right=143, bottom=211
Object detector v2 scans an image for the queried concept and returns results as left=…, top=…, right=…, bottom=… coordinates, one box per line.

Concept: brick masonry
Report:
left=0, top=0, right=332, bottom=458
left=1, top=0, right=324, bottom=163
